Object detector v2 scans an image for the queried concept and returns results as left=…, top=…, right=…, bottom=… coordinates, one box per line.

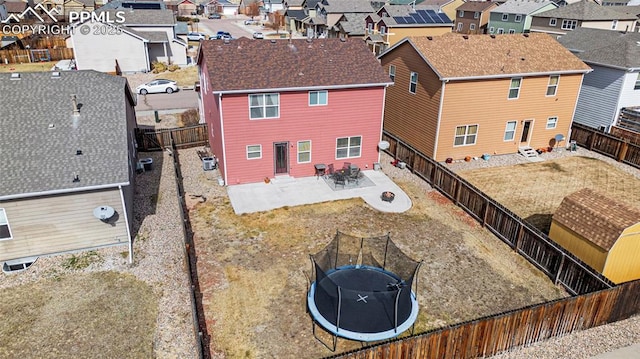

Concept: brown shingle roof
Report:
left=456, top=1, right=497, bottom=12
left=403, top=33, right=591, bottom=80
left=199, top=38, right=392, bottom=93
left=553, top=188, right=640, bottom=251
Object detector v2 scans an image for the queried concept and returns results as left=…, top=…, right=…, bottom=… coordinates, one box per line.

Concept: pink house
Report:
left=196, top=37, right=392, bottom=185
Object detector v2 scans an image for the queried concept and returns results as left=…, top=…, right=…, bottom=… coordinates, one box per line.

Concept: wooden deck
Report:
left=0, top=188, right=129, bottom=262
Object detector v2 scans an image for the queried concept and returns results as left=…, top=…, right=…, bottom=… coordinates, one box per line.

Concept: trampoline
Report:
left=307, top=231, right=422, bottom=350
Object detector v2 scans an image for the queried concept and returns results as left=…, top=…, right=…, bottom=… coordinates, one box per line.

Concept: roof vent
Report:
left=224, top=38, right=230, bottom=44
left=76, top=149, right=83, bottom=155
left=339, top=37, right=346, bottom=42
left=523, top=33, right=529, bottom=37
left=426, top=36, right=432, bottom=40
left=10, top=72, right=20, bottom=80
left=490, top=34, right=496, bottom=38
left=270, top=39, right=276, bottom=43
left=51, top=71, right=61, bottom=78
left=48, top=123, right=55, bottom=130
left=306, top=38, right=312, bottom=43
left=73, top=174, right=80, bottom=183
left=462, top=35, right=468, bottom=40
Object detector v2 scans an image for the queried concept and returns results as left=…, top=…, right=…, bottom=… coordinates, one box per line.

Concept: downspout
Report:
left=378, top=86, right=388, bottom=164
left=433, top=80, right=447, bottom=160
left=119, top=185, right=133, bottom=264
left=144, top=42, right=150, bottom=72
left=218, top=94, right=228, bottom=185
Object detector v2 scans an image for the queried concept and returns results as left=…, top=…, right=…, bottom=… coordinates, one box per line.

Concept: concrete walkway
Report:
left=226, top=170, right=412, bottom=215
left=590, top=343, right=640, bottom=359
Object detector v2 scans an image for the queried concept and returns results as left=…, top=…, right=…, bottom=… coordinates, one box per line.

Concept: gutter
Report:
left=213, top=82, right=393, bottom=95
left=441, top=69, right=592, bottom=82
left=0, top=182, right=129, bottom=201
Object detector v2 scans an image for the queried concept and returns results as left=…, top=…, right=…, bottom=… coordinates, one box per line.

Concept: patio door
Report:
left=520, top=120, right=533, bottom=145
left=274, top=142, right=289, bottom=175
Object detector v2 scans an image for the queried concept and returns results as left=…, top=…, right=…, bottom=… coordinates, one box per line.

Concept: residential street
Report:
left=135, top=89, right=198, bottom=112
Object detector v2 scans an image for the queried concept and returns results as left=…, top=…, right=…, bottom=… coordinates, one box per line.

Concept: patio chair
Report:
left=347, top=168, right=360, bottom=185
left=333, top=171, right=346, bottom=188
left=327, top=163, right=335, bottom=177
left=342, top=162, right=351, bottom=173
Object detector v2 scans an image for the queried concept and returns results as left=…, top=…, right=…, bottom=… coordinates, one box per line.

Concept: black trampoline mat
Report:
left=327, top=267, right=400, bottom=291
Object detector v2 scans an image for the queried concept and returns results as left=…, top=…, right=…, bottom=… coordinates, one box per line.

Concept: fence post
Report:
left=514, top=223, right=524, bottom=251
left=588, top=132, right=596, bottom=151
left=554, top=253, right=566, bottom=286
left=617, top=141, right=629, bottom=162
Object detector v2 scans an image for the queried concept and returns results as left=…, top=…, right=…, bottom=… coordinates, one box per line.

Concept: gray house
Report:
left=557, top=27, right=640, bottom=132
left=0, top=71, right=138, bottom=265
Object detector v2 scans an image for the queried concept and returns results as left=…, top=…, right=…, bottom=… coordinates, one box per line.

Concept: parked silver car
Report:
left=136, top=79, right=178, bottom=95
left=186, top=32, right=207, bottom=41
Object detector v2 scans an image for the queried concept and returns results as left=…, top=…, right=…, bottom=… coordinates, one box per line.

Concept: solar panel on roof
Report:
left=395, top=16, right=407, bottom=24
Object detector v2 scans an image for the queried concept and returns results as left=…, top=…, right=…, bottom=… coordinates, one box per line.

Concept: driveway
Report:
left=135, top=90, right=198, bottom=112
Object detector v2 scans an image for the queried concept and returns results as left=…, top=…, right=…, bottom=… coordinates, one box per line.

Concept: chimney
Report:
left=71, top=94, right=79, bottom=115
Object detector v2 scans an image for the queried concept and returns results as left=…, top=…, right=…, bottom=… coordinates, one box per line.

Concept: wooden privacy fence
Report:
left=135, top=125, right=208, bottom=151
left=321, top=129, right=640, bottom=359
left=570, top=122, right=640, bottom=169
left=0, top=48, right=74, bottom=64
left=382, top=131, right=613, bottom=296
left=329, top=280, right=640, bottom=359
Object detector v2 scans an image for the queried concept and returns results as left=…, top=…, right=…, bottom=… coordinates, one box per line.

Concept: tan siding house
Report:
left=549, top=188, right=640, bottom=284
left=379, top=33, right=591, bottom=162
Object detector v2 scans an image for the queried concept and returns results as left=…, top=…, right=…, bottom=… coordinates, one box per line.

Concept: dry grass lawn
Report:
left=458, top=156, right=640, bottom=233
left=0, top=271, right=157, bottom=358
left=189, top=175, right=568, bottom=358
left=0, top=61, right=57, bottom=73
left=154, top=66, right=198, bottom=87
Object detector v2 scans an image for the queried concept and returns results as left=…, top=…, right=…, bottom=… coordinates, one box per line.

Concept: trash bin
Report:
left=570, top=140, right=577, bottom=152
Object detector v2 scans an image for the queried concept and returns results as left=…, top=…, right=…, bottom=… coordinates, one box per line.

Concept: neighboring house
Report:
left=333, top=12, right=368, bottom=38
left=364, top=5, right=453, bottom=55
left=530, top=0, right=638, bottom=35
left=0, top=1, right=7, bottom=21
left=263, top=0, right=284, bottom=13
left=196, top=37, right=392, bottom=185
left=64, top=0, right=95, bottom=18
left=454, top=0, right=498, bottom=34
left=300, top=0, right=375, bottom=38
left=205, top=0, right=238, bottom=15
left=2, top=0, right=27, bottom=19
left=419, top=0, right=465, bottom=21
left=549, top=188, right=640, bottom=284
left=488, top=0, right=557, bottom=34
left=0, top=70, right=138, bottom=264
left=378, top=33, right=591, bottom=162
left=98, top=0, right=167, bottom=10
left=176, top=0, right=196, bottom=15
left=557, top=27, right=640, bottom=132
left=71, top=9, right=187, bottom=73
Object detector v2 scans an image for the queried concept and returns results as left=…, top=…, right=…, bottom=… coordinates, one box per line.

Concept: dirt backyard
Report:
left=180, top=149, right=568, bottom=359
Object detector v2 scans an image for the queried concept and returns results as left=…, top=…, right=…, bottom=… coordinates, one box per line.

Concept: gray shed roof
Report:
left=490, top=0, right=556, bottom=15
left=96, top=9, right=176, bottom=25
left=534, top=0, right=639, bottom=19
left=557, top=27, right=640, bottom=69
left=0, top=71, right=135, bottom=199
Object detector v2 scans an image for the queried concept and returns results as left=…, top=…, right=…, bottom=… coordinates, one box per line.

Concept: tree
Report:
left=265, top=12, right=285, bottom=34
left=245, top=2, right=260, bottom=20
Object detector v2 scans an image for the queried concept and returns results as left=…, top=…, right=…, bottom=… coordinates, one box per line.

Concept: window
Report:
left=389, top=64, right=396, bottom=82
left=504, top=121, right=517, bottom=141
left=247, top=145, right=262, bottom=159
left=249, top=93, right=279, bottom=119
left=336, top=136, right=361, bottom=158
left=297, top=140, right=311, bottom=163
left=497, top=28, right=504, bottom=34
left=515, top=14, right=522, bottom=22
left=470, top=23, right=476, bottom=31
left=611, top=20, right=618, bottom=30
left=489, top=26, right=495, bottom=33
left=549, top=18, right=557, bottom=26
left=561, top=19, right=577, bottom=30
left=458, top=10, right=464, bottom=17
left=367, top=22, right=373, bottom=32
left=508, top=29, right=516, bottom=34
left=546, top=117, right=558, bottom=129
left=502, top=13, right=508, bottom=21
left=454, top=125, right=478, bottom=146
left=0, top=209, right=12, bottom=240
left=457, top=22, right=463, bottom=31
left=474, top=11, right=479, bottom=19
left=508, top=77, right=522, bottom=99
left=546, top=75, right=559, bottom=96
left=309, top=90, right=327, bottom=106
left=380, top=25, right=386, bottom=34
left=635, top=73, right=640, bottom=90
left=409, top=71, right=418, bottom=94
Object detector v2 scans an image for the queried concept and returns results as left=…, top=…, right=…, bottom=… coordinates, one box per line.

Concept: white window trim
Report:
left=515, top=14, right=522, bottom=22
left=457, top=22, right=463, bottom=31
left=380, top=25, right=386, bottom=34
left=336, top=136, right=362, bottom=159
left=497, top=28, right=504, bottom=34
left=546, top=75, right=559, bottom=97
left=508, top=29, right=516, bottom=34
left=561, top=19, right=577, bottom=30
left=308, top=90, right=328, bottom=106
left=546, top=116, right=558, bottom=129
left=470, top=23, right=476, bottom=30
left=549, top=18, right=557, bottom=26
left=508, top=77, right=522, bottom=99
left=454, top=124, right=479, bottom=147
left=246, top=144, right=262, bottom=159
left=367, top=22, right=373, bottom=32
left=297, top=140, right=311, bottom=163
left=474, top=11, right=479, bottom=19
left=0, top=208, right=13, bottom=240
left=611, top=19, right=618, bottom=30
left=409, top=71, right=418, bottom=94
left=249, top=93, right=280, bottom=119
left=389, top=64, right=396, bottom=83
left=501, top=13, right=508, bottom=21
left=489, top=26, right=495, bottom=33
left=634, top=73, right=640, bottom=90
left=504, top=121, right=517, bottom=141
left=458, top=10, right=464, bottom=17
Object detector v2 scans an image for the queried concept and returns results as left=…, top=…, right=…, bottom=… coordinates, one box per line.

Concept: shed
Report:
left=549, top=188, right=640, bottom=284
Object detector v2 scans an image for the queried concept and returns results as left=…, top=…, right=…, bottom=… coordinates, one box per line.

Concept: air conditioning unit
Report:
left=202, top=156, right=217, bottom=171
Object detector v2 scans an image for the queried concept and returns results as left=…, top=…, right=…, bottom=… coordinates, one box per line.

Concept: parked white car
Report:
left=253, top=32, right=264, bottom=39
left=186, top=32, right=207, bottom=41
left=136, top=79, right=179, bottom=95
